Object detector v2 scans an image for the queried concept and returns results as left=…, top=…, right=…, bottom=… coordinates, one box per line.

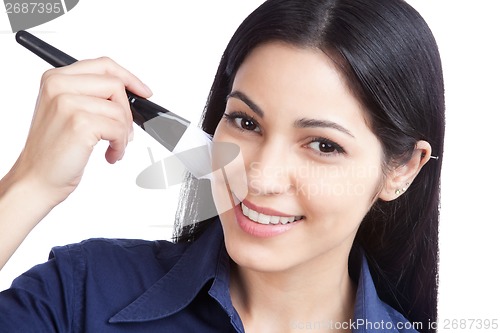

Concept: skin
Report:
left=212, top=42, right=432, bottom=332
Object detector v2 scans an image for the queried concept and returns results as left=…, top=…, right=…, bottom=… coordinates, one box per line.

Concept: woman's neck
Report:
left=229, top=250, right=356, bottom=333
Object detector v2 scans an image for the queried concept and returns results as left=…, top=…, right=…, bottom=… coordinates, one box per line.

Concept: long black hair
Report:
left=174, top=0, right=445, bottom=331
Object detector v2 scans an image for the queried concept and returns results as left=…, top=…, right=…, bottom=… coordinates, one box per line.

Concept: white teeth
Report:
left=270, top=216, right=280, bottom=225
left=258, top=214, right=271, bottom=225
left=241, top=203, right=302, bottom=225
left=248, top=209, right=259, bottom=222
left=279, top=216, right=289, bottom=224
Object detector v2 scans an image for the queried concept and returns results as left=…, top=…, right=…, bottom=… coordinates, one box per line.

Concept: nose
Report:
left=246, top=139, right=295, bottom=196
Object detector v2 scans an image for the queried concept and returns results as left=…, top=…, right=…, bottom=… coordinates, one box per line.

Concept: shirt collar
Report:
left=352, top=251, right=407, bottom=333
left=109, top=221, right=224, bottom=323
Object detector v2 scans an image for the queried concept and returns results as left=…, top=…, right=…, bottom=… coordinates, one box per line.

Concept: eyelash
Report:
left=306, top=137, right=346, bottom=157
left=223, top=111, right=261, bottom=133
left=222, top=111, right=346, bottom=158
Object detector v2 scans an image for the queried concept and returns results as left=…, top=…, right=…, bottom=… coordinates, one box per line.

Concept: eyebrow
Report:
left=227, top=90, right=355, bottom=138
left=227, top=91, right=264, bottom=118
left=294, top=118, right=355, bottom=138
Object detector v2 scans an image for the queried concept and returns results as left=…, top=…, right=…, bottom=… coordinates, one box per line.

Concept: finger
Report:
left=28, top=94, right=131, bottom=162
left=41, top=56, right=153, bottom=98
left=41, top=74, right=133, bottom=125
left=49, top=93, right=131, bottom=132
left=82, top=112, right=129, bottom=164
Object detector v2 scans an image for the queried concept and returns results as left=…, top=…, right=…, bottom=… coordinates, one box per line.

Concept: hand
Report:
left=10, top=56, right=153, bottom=207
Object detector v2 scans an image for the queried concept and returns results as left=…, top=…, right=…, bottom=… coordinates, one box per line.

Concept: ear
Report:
left=378, top=140, right=432, bottom=201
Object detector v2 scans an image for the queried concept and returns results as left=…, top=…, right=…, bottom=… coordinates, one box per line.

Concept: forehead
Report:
left=234, top=41, right=346, bottom=95
left=231, top=42, right=371, bottom=135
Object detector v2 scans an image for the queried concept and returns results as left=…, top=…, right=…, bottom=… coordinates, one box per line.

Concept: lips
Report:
left=241, top=202, right=304, bottom=225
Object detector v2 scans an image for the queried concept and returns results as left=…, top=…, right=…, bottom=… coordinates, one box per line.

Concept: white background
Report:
left=1, top=0, right=499, bottom=330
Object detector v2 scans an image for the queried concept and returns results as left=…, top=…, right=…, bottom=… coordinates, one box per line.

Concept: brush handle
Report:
left=15, top=30, right=190, bottom=150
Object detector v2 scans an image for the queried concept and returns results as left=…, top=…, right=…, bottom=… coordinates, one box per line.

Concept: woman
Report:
left=0, top=0, right=444, bottom=332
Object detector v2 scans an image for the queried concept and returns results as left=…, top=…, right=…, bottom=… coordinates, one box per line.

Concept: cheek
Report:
left=297, top=162, right=382, bottom=221
left=210, top=127, right=250, bottom=214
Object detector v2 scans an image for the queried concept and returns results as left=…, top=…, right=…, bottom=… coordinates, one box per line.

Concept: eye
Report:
left=223, top=112, right=261, bottom=133
left=306, top=137, right=346, bottom=157
left=238, top=118, right=258, bottom=131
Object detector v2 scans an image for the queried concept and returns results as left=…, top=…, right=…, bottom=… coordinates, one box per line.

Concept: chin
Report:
left=218, top=209, right=303, bottom=273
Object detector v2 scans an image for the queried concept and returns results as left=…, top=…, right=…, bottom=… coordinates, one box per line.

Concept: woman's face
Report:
left=212, top=42, right=385, bottom=273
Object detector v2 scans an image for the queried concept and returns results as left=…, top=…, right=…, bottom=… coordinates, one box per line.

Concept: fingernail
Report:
left=118, top=150, right=126, bottom=161
left=142, top=82, right=153, bottom=96
left=128, top=127, right=135, bottom=142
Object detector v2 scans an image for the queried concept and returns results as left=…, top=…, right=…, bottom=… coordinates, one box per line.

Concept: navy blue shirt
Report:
left=0, top=220, right=418, bottom=332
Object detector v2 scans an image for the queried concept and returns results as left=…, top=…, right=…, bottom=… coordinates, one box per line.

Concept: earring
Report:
left=395, top=182, right=410, bottom=195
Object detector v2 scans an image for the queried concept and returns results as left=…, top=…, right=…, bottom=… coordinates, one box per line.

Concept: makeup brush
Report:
left=15, top=30, right=215, bottom=179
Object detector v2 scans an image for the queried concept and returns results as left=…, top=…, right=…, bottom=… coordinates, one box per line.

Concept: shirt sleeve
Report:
left=0, top=244, right=85, bottom=333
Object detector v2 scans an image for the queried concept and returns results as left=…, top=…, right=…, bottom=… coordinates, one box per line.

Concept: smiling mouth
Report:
left=241, top=202, right=304, bottom=225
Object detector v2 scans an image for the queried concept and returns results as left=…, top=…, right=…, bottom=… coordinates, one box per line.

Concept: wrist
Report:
left=1, top=169, right=59, bottom=218
left=0, top=173, right=56, bottom=269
